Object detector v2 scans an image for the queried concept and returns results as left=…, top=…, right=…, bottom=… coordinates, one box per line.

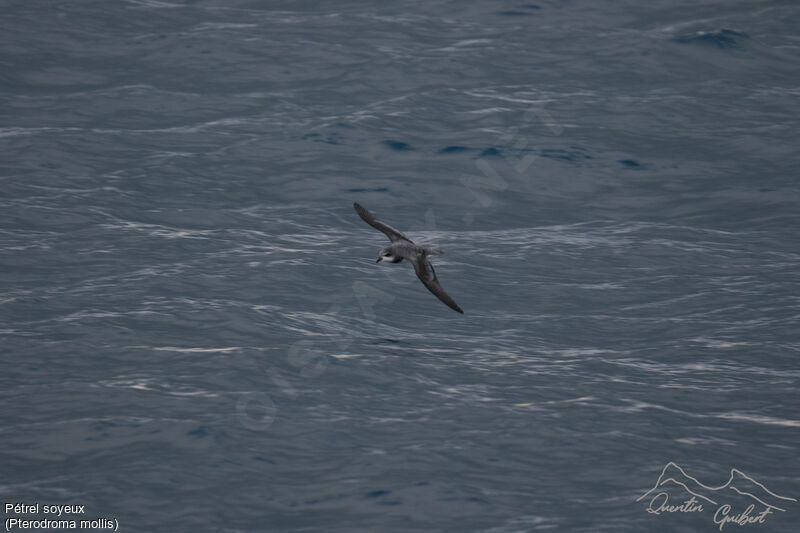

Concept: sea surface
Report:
left=2, top=1, right=799, bottom=531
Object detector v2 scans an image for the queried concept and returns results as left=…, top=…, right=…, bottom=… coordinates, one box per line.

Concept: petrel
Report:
left=353, top=202, right=464, bottom=314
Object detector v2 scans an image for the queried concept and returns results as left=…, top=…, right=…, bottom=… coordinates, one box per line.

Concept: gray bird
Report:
left=354, top=202, right=464, bottom=314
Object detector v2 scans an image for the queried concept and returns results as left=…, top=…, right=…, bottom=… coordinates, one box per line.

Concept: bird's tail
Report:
left=426, top=248, right=444, bottom=255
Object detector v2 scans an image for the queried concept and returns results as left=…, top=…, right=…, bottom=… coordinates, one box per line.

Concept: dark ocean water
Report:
left=2, top=1, right=799, bottom=531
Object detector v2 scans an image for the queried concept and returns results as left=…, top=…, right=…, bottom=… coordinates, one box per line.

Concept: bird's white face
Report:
left=377, top=250, right=395, bottom=263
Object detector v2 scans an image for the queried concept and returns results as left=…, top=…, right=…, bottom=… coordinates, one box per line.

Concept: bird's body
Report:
left=354, top=202, right=464, bottom=314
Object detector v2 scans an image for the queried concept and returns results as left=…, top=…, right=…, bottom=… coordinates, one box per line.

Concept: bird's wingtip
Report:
left=353, top=202, right=367, bottom=215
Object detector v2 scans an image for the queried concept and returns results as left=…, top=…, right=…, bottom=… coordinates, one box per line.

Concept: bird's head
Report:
left=377, top=248, right=394, bottom=263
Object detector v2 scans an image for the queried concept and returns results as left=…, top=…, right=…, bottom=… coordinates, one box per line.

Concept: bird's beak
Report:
left=376, top=257, right=382, bottom=263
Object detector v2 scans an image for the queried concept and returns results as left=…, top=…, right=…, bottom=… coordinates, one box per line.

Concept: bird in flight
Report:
left=353, top=202, right=464, bottom=314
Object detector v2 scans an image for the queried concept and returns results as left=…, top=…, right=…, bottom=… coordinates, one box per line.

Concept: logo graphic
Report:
left=637, top=462, right=796, bottom=530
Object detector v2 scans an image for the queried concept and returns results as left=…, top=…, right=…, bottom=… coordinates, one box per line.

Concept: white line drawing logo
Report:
left=637, top=462, right=796, bottom=530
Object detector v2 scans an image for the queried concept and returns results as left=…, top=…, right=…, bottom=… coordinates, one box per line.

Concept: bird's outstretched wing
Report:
left=412, top=255, right=464, bottom=314
left=354, top=202, right=413, bottom=244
